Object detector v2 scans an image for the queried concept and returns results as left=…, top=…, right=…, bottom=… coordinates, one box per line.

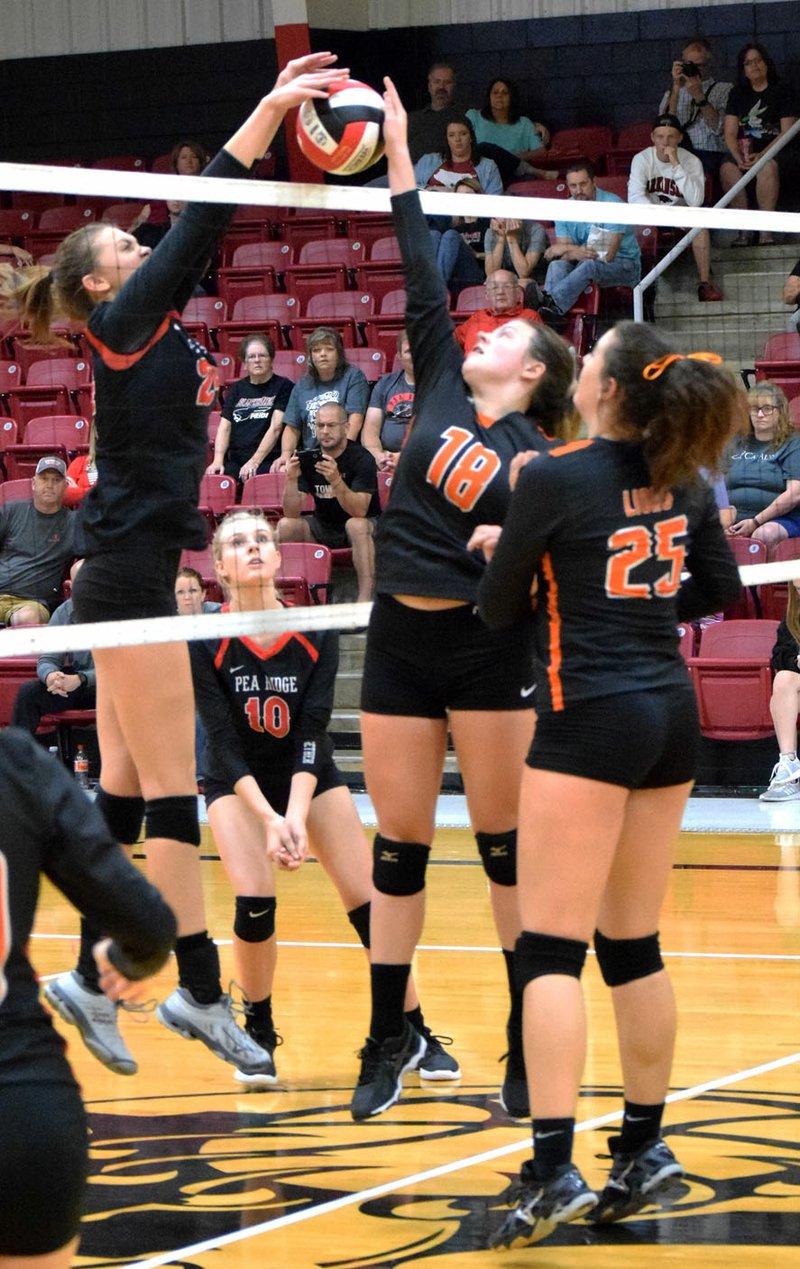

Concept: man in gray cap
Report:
left=0, top=456, right=75, bottom=625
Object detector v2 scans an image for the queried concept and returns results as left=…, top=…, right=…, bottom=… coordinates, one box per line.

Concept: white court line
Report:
left=124, top=1048, right=800, bottom=1269
left=31, top=932, right=800, bottom=963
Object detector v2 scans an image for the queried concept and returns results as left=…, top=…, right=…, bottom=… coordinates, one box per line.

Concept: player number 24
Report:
left=605, top=516, right=687, bottom=599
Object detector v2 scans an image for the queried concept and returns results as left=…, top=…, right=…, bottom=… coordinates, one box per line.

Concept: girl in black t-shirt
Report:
left=477, top=321, right=744, bottom=1248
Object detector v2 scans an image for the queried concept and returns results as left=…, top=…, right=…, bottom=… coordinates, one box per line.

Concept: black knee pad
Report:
left=594, top=929, right=664, bottom=987
left=347, top=901, right=371, bottom=948
left=234, top=895, right=276, bottom=943
left=95, top=786, right=145, bottom=846
left=515, top=930, right=588, bottom=991
left=144, top=795, right=200, bottom=846
left=476, top=829, right=517, bottom=887
left=372, top=834, right=429, bottom=896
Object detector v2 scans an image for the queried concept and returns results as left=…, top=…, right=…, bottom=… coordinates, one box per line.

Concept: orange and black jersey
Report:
left=0, top=730, right=175, bottom=1084
left=374, top=190, right=554, bottom=602
left=75, top=149, right=249, bottom=557
left=189, top=619, right=337, bottom=791
left=478, top=438, right=742, bottom=712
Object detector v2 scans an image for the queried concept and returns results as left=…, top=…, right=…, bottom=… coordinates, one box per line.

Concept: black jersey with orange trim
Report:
left=189, top=618, right=337, bottom=791
left=373, top=190, right=554, bottom=602
left=477, top=437, right=742, bottom=712
left=0, top=730, right=175, bottom=1084
left=75, top=149, right=249, bottom=557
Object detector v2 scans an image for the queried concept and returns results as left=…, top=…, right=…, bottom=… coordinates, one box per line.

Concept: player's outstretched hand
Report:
left=381, top=77, right=408, bottom=156
left=270, top=52, right=350, bottom=113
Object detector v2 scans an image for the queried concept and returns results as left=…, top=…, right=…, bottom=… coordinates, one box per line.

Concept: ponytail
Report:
left=14, top=222, right=105, bottom=340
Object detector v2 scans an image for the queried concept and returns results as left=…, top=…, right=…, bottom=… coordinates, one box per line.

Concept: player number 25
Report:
left=605, top=516, right=688, bottom=599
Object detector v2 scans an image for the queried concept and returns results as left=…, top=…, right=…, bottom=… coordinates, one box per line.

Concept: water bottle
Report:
left=74, top=744, right=89, bottom=789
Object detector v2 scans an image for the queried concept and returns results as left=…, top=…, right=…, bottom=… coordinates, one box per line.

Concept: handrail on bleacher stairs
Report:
left=632, top=116, right=800, bottom=323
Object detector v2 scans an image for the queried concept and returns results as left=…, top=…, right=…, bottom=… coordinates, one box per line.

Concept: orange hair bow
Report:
left=642, top=351, right=723, bottom=380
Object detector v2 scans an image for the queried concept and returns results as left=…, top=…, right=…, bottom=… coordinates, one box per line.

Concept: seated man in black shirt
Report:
left=278, top=402, right=379, bottom=602
left=784, top=258, right=800, bottom=333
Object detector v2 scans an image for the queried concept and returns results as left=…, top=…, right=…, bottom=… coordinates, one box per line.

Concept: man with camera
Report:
left=658, top=37, right=731, bottom=188
left=278, top=402, right=380, bottom=603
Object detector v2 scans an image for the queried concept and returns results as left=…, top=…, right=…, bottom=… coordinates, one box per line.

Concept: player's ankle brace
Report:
left=476, top=828, right=517, bottom=886
left=372, top=833, right=429, bottom=896
left=515, top=930, right=588, bottom=989
left=144, top=795, right=200, bottom=846
left=95, top=786, right=145, bottom=845
left=234, top=896, right=276, bottom=943
left=594, top=929, right=663, bottom=987
left=347, top=901, right=371, bottom=948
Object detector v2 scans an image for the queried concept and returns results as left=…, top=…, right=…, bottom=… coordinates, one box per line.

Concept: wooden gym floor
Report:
left=32, top=821, right=799, bottom=1268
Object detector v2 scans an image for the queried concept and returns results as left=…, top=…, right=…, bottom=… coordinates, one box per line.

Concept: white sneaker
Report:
left=156, top=987, right=276, bottom=1076
left=43, top=971, right=137, bottom=1075
left=767, top=755, right=800, bottom=787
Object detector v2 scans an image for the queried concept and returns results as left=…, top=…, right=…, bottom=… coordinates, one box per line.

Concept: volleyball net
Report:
left=0, top=156, right=798, bottom=659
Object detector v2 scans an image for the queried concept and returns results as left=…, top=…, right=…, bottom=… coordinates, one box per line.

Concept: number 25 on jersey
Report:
left=605, top=516, right=688, bottom=599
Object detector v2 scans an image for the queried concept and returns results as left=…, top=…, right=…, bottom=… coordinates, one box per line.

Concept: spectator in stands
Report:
left=406, top=61, right=465, bottom=164
left=133, top=199, right=186, bottom=249
left=537, top=161, right=641, bottom=324
left=628, top=116, right=722, bottom=302
left=414, top=115, right=503, bottom=195
left=11, top=561, right=95, bottom=733
left=172, top=140, right=210, bottom=175
left=484, top=217, right=548, bottom=281
left=759, top=579, right=800, bottom=802
left=0, top=456, right=75, bottom=626
left=454, top=269, right=542, bottom=354
left=783, top=258, right=800, bottom=332
left=207, top=333, right=293, bottom=481
left=726, top=382, right=800, bottom=544
left=276, top=326, right=370, bottom=464
left=466, top=78, right=553, bottom=179
left=362, top=330, right=415, bottom=470
left=722, top=43, right=800, bottom=242
left=175, top=565, right=220, bottom=786
left=64, top=426, right=98, bottom=508
left=428, top=176, right=491, bottom=299
left=279, top=401, right=379, bottom=603
left=659, top=36, right=732, bottom=188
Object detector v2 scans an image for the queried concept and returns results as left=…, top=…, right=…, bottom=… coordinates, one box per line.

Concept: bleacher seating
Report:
left=688, top=619, right=778, bottom=741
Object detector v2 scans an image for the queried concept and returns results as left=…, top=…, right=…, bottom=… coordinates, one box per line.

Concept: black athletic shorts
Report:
left=72, top=546, right=182, bottom=622
left=0, top=1079, right=88, bottom=1254
left=361, top=593, right=536, bottom=717
left=204, top=756, right=346, bottom=810
left=528, top=683, right=700, bottom=789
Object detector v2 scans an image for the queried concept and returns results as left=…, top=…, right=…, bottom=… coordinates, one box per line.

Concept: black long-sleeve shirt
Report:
left=478, top=437, right=743, bottom=713
left=0, top=730, right=176, bottom=1085
left=75, top=149, right=249, bottom=556
left=771, top=620, right=800, bottom=674
left=374, top=189, right=554, bottom=601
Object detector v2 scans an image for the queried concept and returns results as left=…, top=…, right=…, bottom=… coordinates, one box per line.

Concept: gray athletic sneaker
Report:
left=760, top=756, right=800, bottom=800
left=490, top=1161, right=597, bottom=1249
left=43, top=970, right=137, bottom=1075
left=156, top=987, right=276, bottom=1076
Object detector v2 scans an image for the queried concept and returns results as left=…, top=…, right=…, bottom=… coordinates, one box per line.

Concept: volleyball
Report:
left=296, top=79, right=385, bottom=176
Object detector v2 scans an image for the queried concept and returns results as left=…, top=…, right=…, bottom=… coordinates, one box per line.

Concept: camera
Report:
left=296, top=447, right=324, bottom=481
left=682, top=61, right=702, bottom=77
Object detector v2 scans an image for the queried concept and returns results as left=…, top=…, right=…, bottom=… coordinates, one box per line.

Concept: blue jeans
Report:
left=429, top=229, right=485, bottom=295
left=544, top=255, right=640, bottom=314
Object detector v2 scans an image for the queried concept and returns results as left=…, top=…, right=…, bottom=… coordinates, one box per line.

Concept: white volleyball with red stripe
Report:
left=296, top=79, right=385, bottom=176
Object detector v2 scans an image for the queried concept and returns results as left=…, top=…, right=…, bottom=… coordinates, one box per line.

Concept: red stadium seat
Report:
left=353, top=265, right=405, bottom=309
left=345, top=346, right=388, bottom=382
left=507, top=177, right=569, bottom=200
left=0, top=478, right=33, bottom=507
left=363, top=316, right=406, bottom=365
left=377, top=469, right=393, bottom=509
left=22, top=206, right=96, bottom=258
left=0, top=656, right=41, bottom=728
left=596, top=175, right=629, bottom=200
left=286, top=316, right=359, bottom=351
left=199, top=473, right=238, bottom=529
left=453, top=284, right=488, bottom=316
left=182, top=296, right=228, bottom=350
left=91, top=155, right=145, bottom=171
left=688, top=619, right=778, bottom=740
left=369, top=236, right=402, bottom=263
left=759, top=538, right=800, bottom=621
left=283, top=264, right=348, bottom=310
left=272, top=351, right=308, bottom=381
left=378, top=289, right=407, bottom=317
left=677, top=623, right=696, bottom=661
left=297, top=239, right=367, bottom=269
left=3, top=413, right=90, bottom=480
left=277, top=214, right=338, bottom=253
left=0, top=361, right=22, bottom=395
left=3, top=358, right=92, bottom=433
left=752, top=333, right=800, bottom=401
left=216, top=295, right=299, bottom=358
left=0, top=208, right=37, bottom=239
left=276, top=542, right=333, bottom=605
left=6, top=338, right=80, bottom=382
left=178, top=547, right=223, bottom=603
left=343, top=213, right=396, bottom=250
left=604, top=122, right=654, bottom=176
left=538, top=125, right=614, bottom=172
left=305, top=292, right=375, bottom=344
left=725, top=537, right=768, bottom=619
left=234, top=471, right=314, bottom=522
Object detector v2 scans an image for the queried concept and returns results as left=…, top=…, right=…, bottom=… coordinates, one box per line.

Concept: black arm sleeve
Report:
left=676, top=489, right=743, bottom=621
left=93, top=149, right=250, bottom=355
left=771, top=621, right=800, bottom=673
left=391, top=190, right=467, bottom=413
left=10, top=736, right=176, bottom=979
left=291, top=631, right=337, bottom=778
left=477, top=460, right=552, bottom=628
left=189, top=640, right=253, bottom=788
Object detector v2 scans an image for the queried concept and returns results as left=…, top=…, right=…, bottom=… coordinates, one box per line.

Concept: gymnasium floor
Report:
left=33, top=796, right=799, bottom=1268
